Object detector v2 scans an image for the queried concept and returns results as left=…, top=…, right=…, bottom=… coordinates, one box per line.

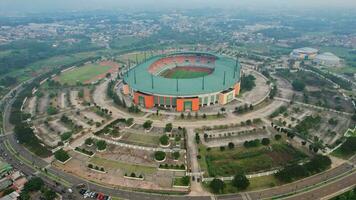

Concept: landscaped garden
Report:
left=198, top=138, right=307, bottom=177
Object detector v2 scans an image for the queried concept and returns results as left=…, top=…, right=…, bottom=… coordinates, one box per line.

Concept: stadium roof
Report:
left=123, top=52, right=241, bottom=97
left=315, top=52, right=340, bottom=62
left=292, top=47, right=318, bottom=54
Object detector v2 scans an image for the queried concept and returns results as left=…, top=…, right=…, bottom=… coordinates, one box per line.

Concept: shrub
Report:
left=172, top=151, right=180, bottom=160
left=154, top=151, right=166, bottom=161
left=60, top=132, right=72, bottom=141
left=243, top=139, right=260, bottom=148
left=228, top=142, right=235, bottom=149
left=274, top=134, right=282, bottom=140
left=88, top=164, right=93, bottom=168
left=130, top=172, right=136, bottom=177
left=220, top=146, right=225, bottom=151
left=261, top=138, right=270, bottom=146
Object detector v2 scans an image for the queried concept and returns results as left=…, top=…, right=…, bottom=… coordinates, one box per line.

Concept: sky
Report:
left=1, top=0, right=356, bottom=14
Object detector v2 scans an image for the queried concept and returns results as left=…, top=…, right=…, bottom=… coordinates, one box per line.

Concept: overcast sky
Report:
left=1, top=0, right=356, bottom=14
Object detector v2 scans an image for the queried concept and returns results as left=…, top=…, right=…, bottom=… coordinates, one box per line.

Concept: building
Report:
left=122, top=52, right=241, bottom=112
left=290, top=47, right=318, bottom=60
left=314, top=52, right=341, bottom=67
left=0, top=191, right=20, bottom=200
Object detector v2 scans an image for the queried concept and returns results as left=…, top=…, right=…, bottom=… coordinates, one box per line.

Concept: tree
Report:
left=143, top=120, right=153, bottom=129
left=292, top=80, right=305, bottom=91
left=274, top=134, right=282, bottom=140
left=54, top=149, right=70, bottom=162
left=228, top=142, right=235, bottom=149
left=165, top=123, right=173, bottom=132
left=210, top=178, right=225, bottom=193
left=43, top=188, right=57, bottom=200
left=154, top=151, right=166, bottom=161
left=181, top=176, right=190, bottom=186
left=85, top=138, right=94, bottom=146
left=172, top=151, right=180, bottom=160
left=23, top=177, right=44, bottom=192
left=352, top=114, right=356, bottom=121
left=261, top=138, right=270, bottom=146
left=241, top=74, right=256, bottom=92
left=195, top=133, right=200, bottom=144
left=232, top=174, right=250, bottom=190
left=96, top=140, right=107, bottom=151
left=159, top=135, right=169, bottom=146
left=126, top=118, right=134, bottom=126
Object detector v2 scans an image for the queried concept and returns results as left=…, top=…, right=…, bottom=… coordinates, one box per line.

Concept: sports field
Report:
left=160, top=66, right=212, bottom=79
left=57, top=64, right=112, bottom=85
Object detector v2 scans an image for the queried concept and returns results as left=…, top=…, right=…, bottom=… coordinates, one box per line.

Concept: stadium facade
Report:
left=122, top=52, right=241, bottom=112
left=290, top=47, right=318, bottom=60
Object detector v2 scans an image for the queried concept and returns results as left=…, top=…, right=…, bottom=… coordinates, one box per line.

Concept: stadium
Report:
left=122, top=52, right=241, bottom=112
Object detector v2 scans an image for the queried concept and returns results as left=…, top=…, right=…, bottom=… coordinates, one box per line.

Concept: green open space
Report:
left=3, top=51, right=103, bottom=82
left=121, top=132, right=160, bottom=147
left=89, top=156, right=157, bottom=175
left=331, top=136, right=356, bottom=159
left=198, top=141, right=306, bottom=177
left=57, top=64, right=111, bottom=85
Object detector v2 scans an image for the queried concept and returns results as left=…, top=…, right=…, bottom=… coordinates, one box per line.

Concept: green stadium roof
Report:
left=123, top=52, right=241, bottom=97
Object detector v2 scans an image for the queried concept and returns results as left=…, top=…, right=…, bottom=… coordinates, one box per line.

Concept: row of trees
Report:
left=209, top=173, right=250, bottom=194
left=20, top=177, right=57, bottom=200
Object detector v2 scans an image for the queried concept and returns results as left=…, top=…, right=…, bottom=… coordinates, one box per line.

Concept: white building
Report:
left=314, top=52, right=341, bottom=67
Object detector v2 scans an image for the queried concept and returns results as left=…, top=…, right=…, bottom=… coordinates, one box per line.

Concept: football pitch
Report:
left=161, top=68, right=210, bottom=79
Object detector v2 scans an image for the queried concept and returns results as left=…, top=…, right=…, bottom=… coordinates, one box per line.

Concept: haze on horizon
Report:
left=1, top=0, right=356, bottom=14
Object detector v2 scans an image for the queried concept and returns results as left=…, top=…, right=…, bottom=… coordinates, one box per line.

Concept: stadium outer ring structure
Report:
left=122, top=52, right=241, bottom=112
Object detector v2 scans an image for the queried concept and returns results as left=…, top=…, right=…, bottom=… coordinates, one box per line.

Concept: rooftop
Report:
left=123, top=52, right=241, bottom=97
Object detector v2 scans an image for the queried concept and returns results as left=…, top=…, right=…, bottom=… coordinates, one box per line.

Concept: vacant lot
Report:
left=57, top=64, right=112, bottom=85
left=199, top=141, right=306, bottom=177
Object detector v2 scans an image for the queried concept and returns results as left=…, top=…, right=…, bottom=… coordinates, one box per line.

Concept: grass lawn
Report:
left=173, top=177, right=190, bottom=186
left=89, top=156, right=157, bottom=175
left=202, top=175, right=281, bottom=194
left=121, top=132, right=160, bottom=147
left=198, top=141, right=306, bottom=177
left=331, top=135, right=356, bottom=159
left=58, top=64, right=111, bottom=85
left=326, top=66, right=356, bottom=74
